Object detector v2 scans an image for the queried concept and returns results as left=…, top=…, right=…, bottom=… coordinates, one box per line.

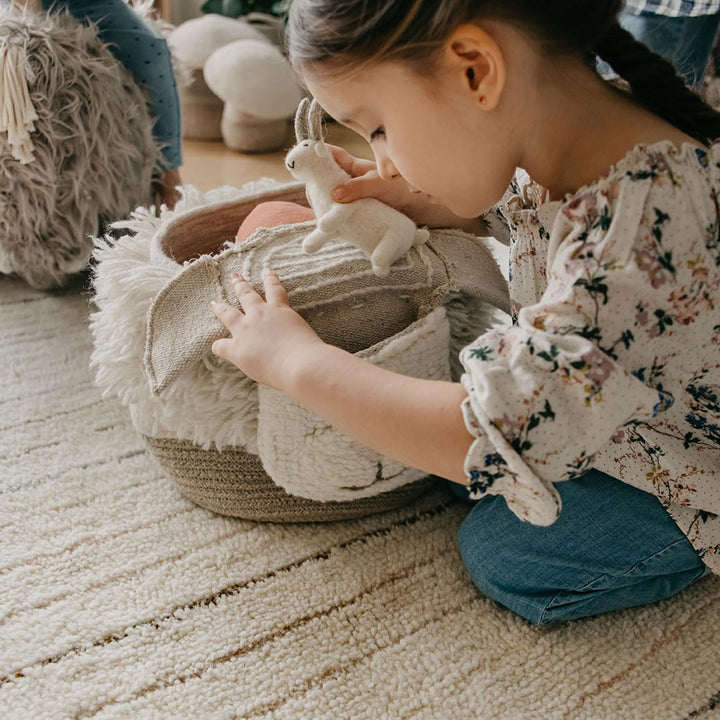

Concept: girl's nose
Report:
left=374, top=153, right=399, bottom=181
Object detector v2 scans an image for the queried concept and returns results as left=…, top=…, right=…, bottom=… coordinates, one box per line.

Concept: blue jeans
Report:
left=619, top=9, right=720, bottom=89
left=453, top=470, right=708, bottom=626
left=42, top=0, right=183, bottom=169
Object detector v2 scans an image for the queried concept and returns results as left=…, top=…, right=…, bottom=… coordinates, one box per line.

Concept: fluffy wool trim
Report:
left=0, top=3, right=162, bottom=289
left=90, top=181, right=278, bottom=454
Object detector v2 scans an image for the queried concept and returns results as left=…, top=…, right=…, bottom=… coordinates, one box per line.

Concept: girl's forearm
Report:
left=285, top=344, right=474, bottom=484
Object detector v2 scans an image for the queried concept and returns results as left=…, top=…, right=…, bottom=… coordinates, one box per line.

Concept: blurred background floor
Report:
left=181, top=123, right=372, bottom=191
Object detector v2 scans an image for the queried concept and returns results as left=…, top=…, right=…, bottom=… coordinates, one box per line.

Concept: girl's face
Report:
left=304, top=56, right=520, bottom=218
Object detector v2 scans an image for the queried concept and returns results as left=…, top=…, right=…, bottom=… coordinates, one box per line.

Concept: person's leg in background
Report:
left=454, top=470, right=708, bottom=626
left=619, top=9, right=720, bottom=89
left=42, top=0, right=183, bottom=206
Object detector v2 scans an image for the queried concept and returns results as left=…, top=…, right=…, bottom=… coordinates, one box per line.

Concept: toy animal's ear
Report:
left=294, top=97, right=310, bottom=142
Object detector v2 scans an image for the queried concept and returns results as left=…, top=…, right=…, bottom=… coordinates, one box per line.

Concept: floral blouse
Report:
left=460, top=140, right=720, bottom=574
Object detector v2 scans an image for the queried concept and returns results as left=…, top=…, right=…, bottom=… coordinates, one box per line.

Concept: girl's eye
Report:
left=370, top=127, right=385, bottom=142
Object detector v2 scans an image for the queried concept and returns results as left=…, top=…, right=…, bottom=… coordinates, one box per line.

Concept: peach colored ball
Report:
left=235, top=201, right=315, bottom=242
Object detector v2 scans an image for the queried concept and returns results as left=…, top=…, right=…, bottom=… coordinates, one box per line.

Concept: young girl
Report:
left=209, top=0, right=720, bottom=625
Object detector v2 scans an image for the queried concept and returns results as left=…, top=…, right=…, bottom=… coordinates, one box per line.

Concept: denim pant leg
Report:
left=620, top=10, right=720, bottom=89
left=456, top=470, right=708, bottom=626
left=42, top=0, right=183, bottom=169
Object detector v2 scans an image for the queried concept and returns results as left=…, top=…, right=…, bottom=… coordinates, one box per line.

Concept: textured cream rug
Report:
left=2, top=274, right=720, bottom=720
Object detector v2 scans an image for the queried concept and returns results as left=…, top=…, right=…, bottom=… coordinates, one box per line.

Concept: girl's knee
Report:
left=457, top=497, right=709, bottom=626
left=456, top=499, right=552, bottom=625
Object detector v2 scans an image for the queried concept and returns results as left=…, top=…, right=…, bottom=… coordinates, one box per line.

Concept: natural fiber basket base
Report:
left=144, top=435, right=436, bottom=523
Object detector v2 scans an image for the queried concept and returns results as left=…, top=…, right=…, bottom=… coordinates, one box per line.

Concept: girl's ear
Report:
left=444, top=24, right=506, bottom=111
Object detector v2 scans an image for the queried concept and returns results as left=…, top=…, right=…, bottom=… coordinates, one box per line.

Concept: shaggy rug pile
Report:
left=2, top=272, right=720, bottom=719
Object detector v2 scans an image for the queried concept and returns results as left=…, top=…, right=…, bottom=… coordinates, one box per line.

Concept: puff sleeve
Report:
left=459, top=177, right=674, bottom=526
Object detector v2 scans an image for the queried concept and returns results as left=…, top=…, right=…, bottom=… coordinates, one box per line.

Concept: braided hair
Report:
left=595, top=24, right=720, bottom=145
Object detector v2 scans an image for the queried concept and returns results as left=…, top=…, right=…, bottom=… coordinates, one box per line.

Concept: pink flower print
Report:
left=562, top=192, right=599, bottom=224
left=582, top=347, right=615, bottom=386
left=635, top=242, right=669, bottom=289
left=494, top=413, right=520, bottom=438
left=646, top=152, right=674, bottom=180
left=596, top=178, right=620, bottom=204
left=635, top=302, right=649, bottom=327
left=669, top=287, right=699, bottom=326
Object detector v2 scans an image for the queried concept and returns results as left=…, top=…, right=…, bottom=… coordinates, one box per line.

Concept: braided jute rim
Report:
left=144, top=435, right=435, bottom=523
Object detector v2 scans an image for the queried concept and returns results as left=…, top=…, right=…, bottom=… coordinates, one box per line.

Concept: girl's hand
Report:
left=210, top=271, right=327, bottom=392
left=327, top=145, right=429, bottom=220
left=327, top=145, right=487, bottom=232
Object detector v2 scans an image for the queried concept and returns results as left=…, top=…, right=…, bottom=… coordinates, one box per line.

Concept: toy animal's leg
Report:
left=302, top=228, right=331, bottom=253
left=370, top=229, right=402, bottom=277
left=304, top=205, right=347, bottom=253
left=316, top=205, right=346, bottom=234
left=414, top=227, right=430, bottom=246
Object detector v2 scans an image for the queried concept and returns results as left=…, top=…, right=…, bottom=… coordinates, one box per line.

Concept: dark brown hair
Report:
left=286, top=0, right=720, bottom=145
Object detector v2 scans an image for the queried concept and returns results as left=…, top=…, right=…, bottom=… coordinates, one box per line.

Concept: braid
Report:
left=595, top=23, right=720, bottom=146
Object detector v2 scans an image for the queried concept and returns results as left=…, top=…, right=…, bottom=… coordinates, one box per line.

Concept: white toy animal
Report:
left=285, top=98, right=429, bottom=277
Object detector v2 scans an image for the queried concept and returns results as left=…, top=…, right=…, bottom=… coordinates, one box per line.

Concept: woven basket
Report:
left=144, top=435, right=434, bottom=522
left=91, top=180, right=509, bottom=522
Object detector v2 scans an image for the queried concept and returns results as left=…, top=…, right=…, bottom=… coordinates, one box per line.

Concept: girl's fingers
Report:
left=263, top=270, right=289, bottom=306
left=210, top=299, right=242, bottom=328
left=327, top=144, right=356, bottom=174
left=327, top=144, right=376, bottom=178
left=211, top=337, right=231, bottom=359
left=332, top=173, right=386, bottom=203
left=230, top=274, right=262, bottom=310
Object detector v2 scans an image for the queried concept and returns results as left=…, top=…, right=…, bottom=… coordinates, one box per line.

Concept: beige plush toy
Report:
left=168, top=14, right=265, bottom=140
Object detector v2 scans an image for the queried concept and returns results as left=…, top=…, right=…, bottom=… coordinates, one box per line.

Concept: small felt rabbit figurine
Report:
left=285, top=98, right=429, bottom=277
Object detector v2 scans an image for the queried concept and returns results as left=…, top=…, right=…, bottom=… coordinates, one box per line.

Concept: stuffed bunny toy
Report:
left=284, top=98, right=429, bottom=277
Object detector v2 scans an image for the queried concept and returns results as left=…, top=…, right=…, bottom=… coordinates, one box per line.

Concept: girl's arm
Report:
left=288, top=344, right=473, bottom=483
left=210, top=273, right=474, bottom=484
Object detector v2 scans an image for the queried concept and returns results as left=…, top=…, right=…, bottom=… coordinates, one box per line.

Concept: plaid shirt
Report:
left=624, top=0, right=720, bottom=15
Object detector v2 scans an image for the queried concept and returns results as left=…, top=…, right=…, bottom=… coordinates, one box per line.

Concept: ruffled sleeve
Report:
left=459, top=173, right=675, bottom=526
left=481, top=169, right=551, bottom=246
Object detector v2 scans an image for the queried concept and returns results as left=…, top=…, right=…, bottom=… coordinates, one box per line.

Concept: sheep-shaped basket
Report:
left=90, top=112, right=510, bottom=523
